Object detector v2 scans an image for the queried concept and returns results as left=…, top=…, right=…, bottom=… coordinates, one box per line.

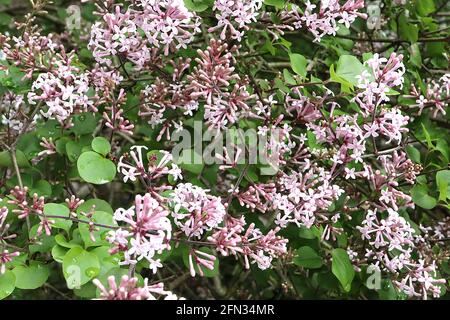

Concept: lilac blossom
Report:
left=209, top=0, right=263, bottom=41
left=107, top=193, right=172, bottom=272
left=170, top=183, right=226, bottom=238
left=207, top=216, right=288, bottom=270
left=279, top=0, right=367, bottom=42
left=187, top=39, right=253, bottom=131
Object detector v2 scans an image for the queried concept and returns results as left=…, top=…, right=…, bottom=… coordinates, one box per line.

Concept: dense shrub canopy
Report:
left=0, top=0, right=449, bottom=300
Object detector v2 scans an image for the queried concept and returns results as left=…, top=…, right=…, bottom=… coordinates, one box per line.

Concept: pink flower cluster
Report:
left=0, top=207, right=20, bottom=274
left=279, top=0, right=367, bottom=42
left=27, top=51, right=94, bottom=122
left=89, top=1, right=200, bottom=68
left=170, top=183, right=226, bottom=238
left=117, top=145, right=182, bottom=195
left=208, top=216, right=288, bottom=270
left=0, top=32, right=58, bottom=79
left=0, top=92, right=36, bottom=136
left=139, top=58, right=198, bottom=140
left=357, top=208, right=446, bottom=299
left=93, top=275, right=182, bottom=300
left=167, top=182, right=288, bottom=272
left=410, top=73, right=450, bottom=117
left=187, top=39, right=253, bottom=131
left=7, top=186, right=54, bottom=236
left=273, top=167, right=345, bottom=228
left=356, top=52, right=405, bottom=115
left=108, top=193, right=172, bottom=272
left=209, top=0, right=263, bottom=41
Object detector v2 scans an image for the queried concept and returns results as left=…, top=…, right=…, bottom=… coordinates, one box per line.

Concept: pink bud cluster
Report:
left=102, top=89, right=135, bottom=136
left=93, top=275, right=182, bottom=300
left=0, top=207, right=20, bottom=274
left=187, top=39, right=253, bottom=131
left=208, top=216, right=288, bottom=270
left=7, top=186, right=54, bottom=236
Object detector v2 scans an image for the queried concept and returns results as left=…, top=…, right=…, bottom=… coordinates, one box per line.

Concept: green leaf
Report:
left=416, top=0, right=435, bottom=16
left=77, top=198, right=113, bottom=215
left=77, top=151, right=116, bottom=185
left=0, top=150, right=30, bottom=168
left=330, top=64, right=353, bottom=92
left=55, top=234, right=82, bottom=249
left=79, top=211, right=117, bottom=248
left=52, top=244, right=69, bottom=263
left=299, top=226, right=318, bottom=239
left=91, top=137, right=111, bottom=156
left=36, top=120, right=62, bottom=140
left=411, top=185, right=437, bottom=209
left=71, top=113, right=98, bottom=136
left=331, top=248, right=355, bottom=292
left=63, top=247, right=100, bottom=289
left=409, top=43, right=422, bottom=68
left=264, top=0, right=285, bottom=9
left=436, top=170, right=450, bottom=201
left=66, top=141, right=82, bottom=163
left=183, top=0, right=212, bottom=12
left=421, top=123, right=435, bottom=149
left=399, top=14, right=419, bottom=43
left=30, top=180, right=52, bottom=197
left=293, top=246, right=323, bottom=269
left=73, top=282, right=98, bottom=299
left=289, top=53, right=307, bottom=78
left=405, top=145, right=421, bottom=163
left=0, top=270, right=15, bottom=300
left=0, top=13, right=12, bottom=26
left=44, top=203, right=72, bottom=232
left=283, top=69, right=297, bottom=85
left=335, top=55, right=365, bottom=86
left=90, top=246, right=120, bottom=277
left=12, top=264, right=49, bottom=290
left=436, top=139, right=449, bottom=162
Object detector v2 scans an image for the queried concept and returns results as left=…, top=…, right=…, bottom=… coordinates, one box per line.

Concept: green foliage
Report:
left=331, top=249, right=355, bottom=292
left=0, top=0, right=449, bottom=301
left=0, top=270, right=16, bottom=299
left=289, top=53, right=308, bottom=78
left=77, top=151, right=116, bottom=185
left=62, top=247, right=100, bottom=289
left=293, top=246, right=323, bottom=269
left=91, top=137, right=111, bottom=156
left=12, top=264, right=49, bottom=290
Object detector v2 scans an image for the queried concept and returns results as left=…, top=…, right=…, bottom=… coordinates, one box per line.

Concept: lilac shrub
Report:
left=0, top=0, right=448, bottom=300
